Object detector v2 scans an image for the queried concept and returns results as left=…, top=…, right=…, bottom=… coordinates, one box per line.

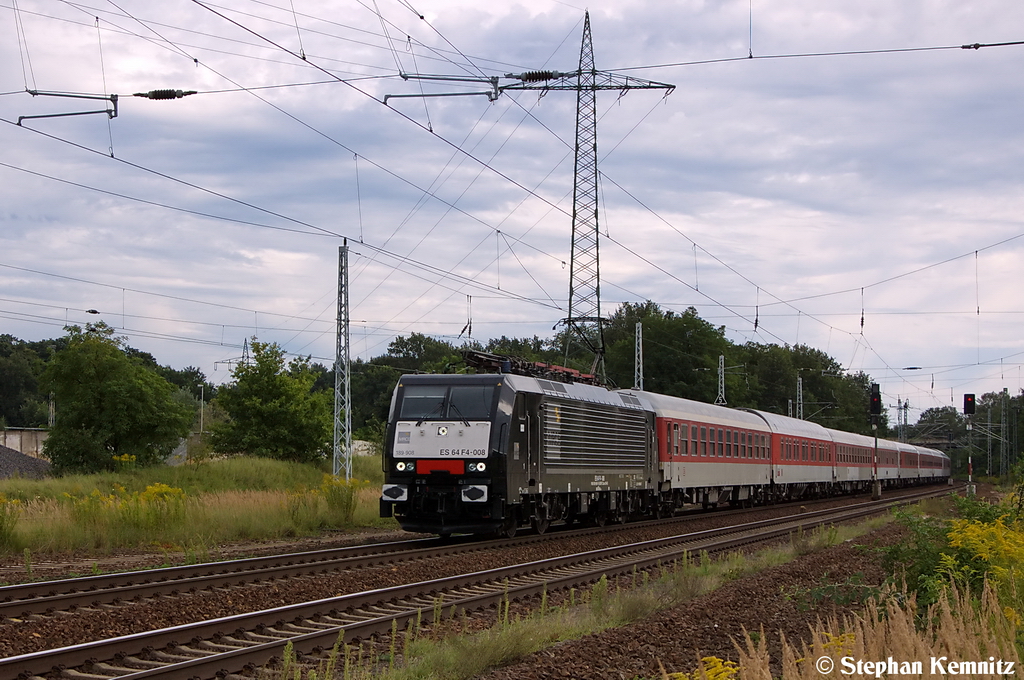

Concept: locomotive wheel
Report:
left=531, top=516, right=551, bottom=534
left=499, top=517, right=517, bottom=539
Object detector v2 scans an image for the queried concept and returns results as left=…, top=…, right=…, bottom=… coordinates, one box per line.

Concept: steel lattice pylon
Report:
left=333, top=241, right=352, bottom=480
left=386, top=12, right=674, bottom=379
left=566, top=12, right=603, bottom=375
left=502, top=13, right=674, bottom=379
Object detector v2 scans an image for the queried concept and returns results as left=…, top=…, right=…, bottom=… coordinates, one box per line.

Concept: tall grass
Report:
left=730, top=582, right=1019, bottom=680
left=0, top=456, right=393, bottom=556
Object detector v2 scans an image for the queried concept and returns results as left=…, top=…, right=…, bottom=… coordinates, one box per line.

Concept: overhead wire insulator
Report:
left=133, top=89, right=197, bottom=100
left=507, top=70, right=562, bottom=83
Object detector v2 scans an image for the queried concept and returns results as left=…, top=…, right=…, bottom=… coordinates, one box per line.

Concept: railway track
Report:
left=0, top=486, right=920, bottom=620
left=1, top=485, right=953, bottom=680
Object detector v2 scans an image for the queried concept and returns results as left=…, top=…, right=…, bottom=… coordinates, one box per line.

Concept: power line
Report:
left=608, top=40, right=1024, bottom=74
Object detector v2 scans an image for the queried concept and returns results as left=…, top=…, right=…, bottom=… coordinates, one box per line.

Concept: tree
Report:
left=604, top=303, right=732, bottom=400
left=378, top=333, right=461, bottom=372
left=210, top=339, right=332, bottom=464
left=0, top=334, right=48, bottom=427
left=41, top=323, right=195, bottom=474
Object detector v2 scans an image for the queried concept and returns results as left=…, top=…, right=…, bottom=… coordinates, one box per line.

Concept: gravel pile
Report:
left=0, top=444, right=51, bottom=479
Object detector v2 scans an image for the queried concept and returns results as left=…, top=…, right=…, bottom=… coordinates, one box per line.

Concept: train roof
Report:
left=625, top=390, right=770, bottom=430
left=827, top=428, right=877, bottom=448
left=741, top=409, right=832, bottom=439
left=502, top=375, right=654, bottom=411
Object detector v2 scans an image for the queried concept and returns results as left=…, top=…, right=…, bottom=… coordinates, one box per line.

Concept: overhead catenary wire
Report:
left=608, top=40, right=1024, bottom=74
left=8, top=2, right=1024, bottom=393
left=14, top=0, right=897, bottom=364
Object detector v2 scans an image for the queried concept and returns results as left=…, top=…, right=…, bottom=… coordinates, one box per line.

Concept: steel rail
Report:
left=1, top=485, right=953, bottom=680
left=0, top=486, right=913, bottom=618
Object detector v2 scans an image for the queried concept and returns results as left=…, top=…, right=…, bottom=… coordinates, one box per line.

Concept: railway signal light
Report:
left=869, top=383, right=882, bottom=415
left=964, top=393, right=976, bottom=415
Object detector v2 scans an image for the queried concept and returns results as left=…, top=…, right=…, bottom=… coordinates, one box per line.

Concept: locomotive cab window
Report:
left=399, top=384, right=495, bottom=420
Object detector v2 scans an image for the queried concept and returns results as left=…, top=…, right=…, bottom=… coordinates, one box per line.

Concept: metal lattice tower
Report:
left=386, top=13, right=673, bottom=378
left=715, top=355, right=727, bottom=405
left=634, top=321, right=643, bottom=390
left=796, top=376, right=804, bottom=419
left=333, top=241, right=352, bottom=480
left=500, top=13, right=674, bottom=378
left=566, top=13, right=603, bottom=375
left=1001, top=387, right=1009, bottom=477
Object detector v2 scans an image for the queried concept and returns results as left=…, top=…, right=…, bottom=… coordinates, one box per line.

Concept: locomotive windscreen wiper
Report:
left=415, top=400, right=444, bottom=427
left=447, top=400, right=472, bottom=428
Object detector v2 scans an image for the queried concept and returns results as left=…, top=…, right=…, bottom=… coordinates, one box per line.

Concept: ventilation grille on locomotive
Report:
left=541, top=400, right=648, bottom=469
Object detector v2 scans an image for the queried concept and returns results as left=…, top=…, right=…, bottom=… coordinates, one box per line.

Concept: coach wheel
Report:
left=593, top=511, right=608, bottom=528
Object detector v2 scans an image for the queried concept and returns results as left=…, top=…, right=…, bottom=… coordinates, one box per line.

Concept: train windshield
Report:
left=399, top=384, right=495, bottom=421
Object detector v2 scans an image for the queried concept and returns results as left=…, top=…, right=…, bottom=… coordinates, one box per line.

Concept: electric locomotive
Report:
left=379, top=372, right=656, bottom=537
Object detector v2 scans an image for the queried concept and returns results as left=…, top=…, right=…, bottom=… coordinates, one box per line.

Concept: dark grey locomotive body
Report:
left=379, top=373, right=656, bottom=536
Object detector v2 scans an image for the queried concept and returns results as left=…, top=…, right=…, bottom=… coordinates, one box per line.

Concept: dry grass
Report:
left=732, top=582, right=1019, bottom=679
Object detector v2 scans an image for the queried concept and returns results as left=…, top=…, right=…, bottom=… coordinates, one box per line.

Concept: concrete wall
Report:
left=0, top=428, right=49, bottom=458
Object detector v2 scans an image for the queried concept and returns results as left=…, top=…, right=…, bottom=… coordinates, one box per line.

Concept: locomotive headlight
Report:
left=475, top=462, right=486, bottom=472
left=396, top=461, right=409, bottom=472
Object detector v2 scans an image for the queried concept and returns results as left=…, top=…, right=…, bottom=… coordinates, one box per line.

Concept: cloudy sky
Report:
left=2, top=0, right=1023, bottom=422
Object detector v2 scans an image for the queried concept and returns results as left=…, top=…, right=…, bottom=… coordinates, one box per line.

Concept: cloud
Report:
left=2, top=0, right=1023, bottom=417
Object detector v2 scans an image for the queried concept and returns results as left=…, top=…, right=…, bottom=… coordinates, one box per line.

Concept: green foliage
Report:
left=0, top=495, right=20, bottom=552
left=605, top=303, right=730, bottom=399
left=351, top=361, right=403, bottom=430
left=0, top=458, right=392, bottom=554
left=0, top=334, right=49, bottom=427
left=40, top=323, right=195, bottom=474
left=740, top=341, right=880, bottom=435
left=879, top=506, right=951, bottom=605
left=0, top=456, right=326, bottom=501
left=786, top=572, right=883, bottom=611
left=210, top=339, right=332, bottom=464
left=378, top=332, right=461, bottom=373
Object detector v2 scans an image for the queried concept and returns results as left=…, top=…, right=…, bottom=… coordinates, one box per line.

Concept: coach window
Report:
left=708, top=427, right=716, bottom=456
left=725, top=430, right=732, bottom=457
left=691, top=426, right=698, bottom=457
left=673, top=423, right=680, bottom=456
left=682, top=424, right=690, bottom=456
left=717, top=429, right=724, bottom=457
left=701, top=426, right=707, bottom=456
